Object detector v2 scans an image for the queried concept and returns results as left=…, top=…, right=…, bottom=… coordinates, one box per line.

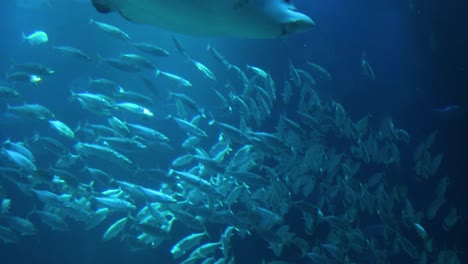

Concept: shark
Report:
left=91, top=0, right=315, bottom=38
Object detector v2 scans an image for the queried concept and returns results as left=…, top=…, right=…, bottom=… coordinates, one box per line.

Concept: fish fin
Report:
left=95, top=52, right=103, bottom=64
left=91, top=0, right=113, bottom=14
left=27, top=203, right=38, bottom=216
left=119, top=11, right=133, bottom=22
left=21, top=32, right=26, bottom=44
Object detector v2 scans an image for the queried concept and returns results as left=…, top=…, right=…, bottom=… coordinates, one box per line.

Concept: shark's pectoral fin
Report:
left=119, top=11, right=133, bottom=22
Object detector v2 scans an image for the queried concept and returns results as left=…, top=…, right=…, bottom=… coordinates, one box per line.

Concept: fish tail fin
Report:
left=31, top=131, right=40, bottom=143
left=208, top=112, right=216, bottom=125
left=73, top=122, right=81, bottom=134
left=167, top=92, right=174, bottom=99
left=126, top=212, right=136, bottom=223
left=78, top=164, right=88, bottom=173
left=68, top=90, right=77, bottom=102
left=183, top=55, right=192, bottom=64
left=204, top=226, right=211, bottom=240
left=132, top=164, right=143, bottom=177
left=87, top=180, right=96, bottom=193
left=21, top=32, right=26, bottom=44
left=1, top=137, right=11, bottom=146
left=27, top=202, right=38, bottom=217
left=95, top=52, right=103, bottom=64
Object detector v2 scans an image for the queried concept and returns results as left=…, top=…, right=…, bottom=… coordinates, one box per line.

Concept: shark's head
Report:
left=280, top=3, right=316, bottom=36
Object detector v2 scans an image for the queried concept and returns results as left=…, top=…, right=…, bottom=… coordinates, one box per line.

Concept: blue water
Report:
left=0, top=0, right=467, bottom=263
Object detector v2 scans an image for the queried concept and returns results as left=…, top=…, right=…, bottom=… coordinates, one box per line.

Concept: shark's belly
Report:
left=119, top=0, right=230, bottom=35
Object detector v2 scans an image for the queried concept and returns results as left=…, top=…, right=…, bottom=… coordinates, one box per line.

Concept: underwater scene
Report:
left=0, top=0, right=467, bottom=263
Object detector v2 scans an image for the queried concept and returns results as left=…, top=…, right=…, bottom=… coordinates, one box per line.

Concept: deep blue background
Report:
left=0, top=0, right=466, bottom=263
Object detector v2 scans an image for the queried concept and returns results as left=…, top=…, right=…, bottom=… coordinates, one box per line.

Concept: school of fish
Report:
left=0, top=6, right=462, bottom=264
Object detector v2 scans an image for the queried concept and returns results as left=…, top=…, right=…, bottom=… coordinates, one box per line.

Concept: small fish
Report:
left=22, top=31, right=48, bottom=45
left=116, top=102, right=154, bottom=118
left=0, top=198, right=11, bottom=215
left=7, top=103, right=54, bottom=120
left=89, top=19, right=130, bottom=41
left=55, top=153, right=80, bottom=168
left=97, top=54, right=141, bottom=72
left=306, top=61, right=332, bottom=80
left=192, top=60, right=216, bottom=80
left=432, top=104, right=464, bottom=120
left=131, top=42, right=170, bottom=57
left=282, top=80, right=292, bottom=104
left=85, top=208, right=109, bottom=231
left=155, top=70, right=192, bottom=87
left=5, top=72, right=41, bottom=84
left=70, top=91, right=116, bottom=115
left=49, top=120, right=75, bottom=139
left=6, top=216, right=37, bottom=236
left=34, top=210, right=69, bottom=231
left=88, top=78, right=122, bottom=95
left=2, top=139, right=34, bottom=161
left=140, top=76, right=160, bottom=97
left=361, top=51, right=375, bottom=80
left=433, top=104, right=461, bottom=113
left=93, top=197, right=136, bottom=211
left=171, top=34, right=190, bottom=60
left=119, top=53, right=155, bottom=70
left=206, top=44, right=231, bottom=69
left=170, top=93, right=205, bottom=117
left=116, top=90, right=153, bottom=106
left=413, top=223, right=429, bottom=241
left=11, top=62, right=55, bottom=75
left=173, top=117, right=208, bottom=138
left=98, top=136, right=147, bottom=151
left=0, top=225, right=19, bottom=243
left=443, top=208, right=460, bottom=231
left=170, top=231, right=207, bottom=259
left=135, top=186, right=177, bottom=203
left=211, top=88, right=231, bottom=112
left=2, top=149, right=36, bottom=171
left=126, top=123, right=168, bottom=142
left=108, top=116, right=130, bottom=136
left=0, top=86, right=21, bottom=98
left=102, top=217, right=128, bottom=240
left=247, top=65, right=268, bottom=78
left=53, top=46, right=92, bottom=62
